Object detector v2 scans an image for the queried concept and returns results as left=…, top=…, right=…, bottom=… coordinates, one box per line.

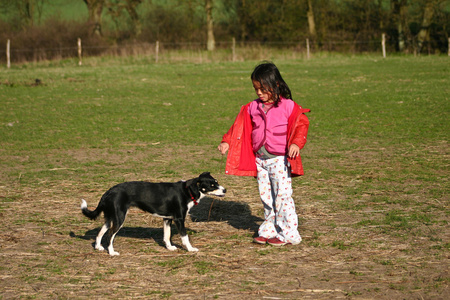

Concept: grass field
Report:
left=0, top=55, right=448, bottom=299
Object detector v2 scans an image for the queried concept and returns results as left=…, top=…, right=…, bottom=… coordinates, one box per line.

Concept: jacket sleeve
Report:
left=289, top=112, right=310, bottom=150
left=221, top=104, right=257, bottom=176
left=222, top=105, right=246, bottom=145
left=287, top=106, right=310, bottom=177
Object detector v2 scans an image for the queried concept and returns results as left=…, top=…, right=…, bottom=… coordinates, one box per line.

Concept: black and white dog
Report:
left=80, top=172, right=226, bottom=256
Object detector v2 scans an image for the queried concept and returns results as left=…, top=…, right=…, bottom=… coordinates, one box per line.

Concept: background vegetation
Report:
left=0, top=0, right=449, bottom=63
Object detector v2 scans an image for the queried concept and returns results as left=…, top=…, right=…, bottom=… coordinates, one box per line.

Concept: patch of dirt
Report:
left=0, top=145, right=448, bottom=299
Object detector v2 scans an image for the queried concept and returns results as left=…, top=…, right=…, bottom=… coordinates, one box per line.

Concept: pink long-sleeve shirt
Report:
left=249, top=97, right=295, bottom=155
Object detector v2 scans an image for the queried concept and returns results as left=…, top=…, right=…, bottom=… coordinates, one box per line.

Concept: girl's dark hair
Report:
left=251, top=61, right=292, bottom=106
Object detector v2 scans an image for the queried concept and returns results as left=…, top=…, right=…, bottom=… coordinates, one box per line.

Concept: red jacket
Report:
left=222, top=100, right=310, bottom=177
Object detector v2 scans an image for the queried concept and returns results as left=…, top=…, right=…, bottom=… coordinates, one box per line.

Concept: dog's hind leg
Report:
left=107, top=229, right=121, bottom=256
left=107, top=212, right=127, bottom=256
left=95, top=223, right=109, bottom=251
left=163, top=219, right=177, bottom=251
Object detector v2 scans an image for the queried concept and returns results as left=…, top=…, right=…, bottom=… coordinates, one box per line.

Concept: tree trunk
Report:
left=18, top=0, right=35, bottom=29
left=125, top=0, right=142, bottom=38
left=417, top=0, right=436, bottom=53
left=392, top=0, right=408, bottom=52
left=205, top=0, right=215, bottom=51
left=83, top=0, right=105, bottom=36
left=306, top=0, right=317, bottom=40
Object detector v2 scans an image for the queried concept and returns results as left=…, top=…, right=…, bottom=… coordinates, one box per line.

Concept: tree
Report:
left=0, top=0, right=46, bottom=30
left=416, top=0, right=442, bottom=53
left=391, top=0, right=409, bottom=52
left=106, top=0, right=143, bottom=38
left=306, top=0, right=317, bottom=40
left=205, top=0, right=215, bottom=51
left=124, top=0, right=142, bottom=37
left=83, top=0, right=105, bottom=36
left=17, top=0, right=35, bottom=28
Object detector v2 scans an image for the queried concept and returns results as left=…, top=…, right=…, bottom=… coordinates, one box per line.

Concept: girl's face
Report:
left=252, top=80, right=273, bottom=103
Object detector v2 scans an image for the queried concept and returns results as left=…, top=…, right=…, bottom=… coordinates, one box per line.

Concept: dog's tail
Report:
left=80, top=199, right=103, bottom=220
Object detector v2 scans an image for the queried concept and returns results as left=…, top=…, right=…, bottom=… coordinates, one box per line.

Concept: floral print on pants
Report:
left=256, top=156, right=302, bottom=244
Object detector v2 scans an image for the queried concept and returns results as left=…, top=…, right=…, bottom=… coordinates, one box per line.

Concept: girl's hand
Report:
left=218, top=142, right=229, bottom=155
left=288, top=144, right=300, bottom=159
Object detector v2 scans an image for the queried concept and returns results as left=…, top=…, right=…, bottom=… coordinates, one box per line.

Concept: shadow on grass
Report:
left=70, top=227, right=167, bottom=251
left=70, top=197, right=262, bottom=250
left=190, top=197, right=262, bottom=232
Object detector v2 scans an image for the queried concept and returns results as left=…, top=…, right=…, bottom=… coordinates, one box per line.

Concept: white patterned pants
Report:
left=256, top=156, right=302, bottom=244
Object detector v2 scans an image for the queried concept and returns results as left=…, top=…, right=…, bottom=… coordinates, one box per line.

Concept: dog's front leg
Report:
left=174, top=219, right=198, bottom=252
left=181, top=235, right=198, bottom=252
left=163, top=219, right=177, bottom=251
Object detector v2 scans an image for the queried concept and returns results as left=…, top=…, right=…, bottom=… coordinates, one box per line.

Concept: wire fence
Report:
left=1, top=37, right=448, bottom=67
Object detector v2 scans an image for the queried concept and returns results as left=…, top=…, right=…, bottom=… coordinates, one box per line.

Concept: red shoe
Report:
left=267, top=237, right=290, bottom=246
left=253, top=236, right=269, bottom=244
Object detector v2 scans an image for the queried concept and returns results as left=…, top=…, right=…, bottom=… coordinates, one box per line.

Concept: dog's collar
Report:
left=187, top=187, right=198, bottom=205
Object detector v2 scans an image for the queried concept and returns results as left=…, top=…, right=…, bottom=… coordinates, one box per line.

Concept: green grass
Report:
left=2, top=61, right=236, bottom=149
left=2, top=56, right=448, bottom=150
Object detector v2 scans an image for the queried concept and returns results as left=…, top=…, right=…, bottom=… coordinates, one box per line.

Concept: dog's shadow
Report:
left=71, top=226, right=168, bottom=250
left=71, top=198, right=262, bottom=250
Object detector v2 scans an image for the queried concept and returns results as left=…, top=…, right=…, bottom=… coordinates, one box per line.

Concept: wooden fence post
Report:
left=306, top=38, right=310, bottom=59
left=77, top=38, right=82, bottom=66
left=7, top=39, right=11, bottom=69
left=232, top=37, right=236, bottom=62
left=382, top=33, right=386, bottom=58
left=155, top=41, right=159, bottom=63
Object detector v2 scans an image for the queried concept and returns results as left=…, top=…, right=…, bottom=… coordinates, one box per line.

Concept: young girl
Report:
left=218, top=62, right=310, bottom=246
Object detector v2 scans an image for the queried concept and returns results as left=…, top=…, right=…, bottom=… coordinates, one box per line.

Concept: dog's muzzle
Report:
left=209, top=186, right=226, bottom=197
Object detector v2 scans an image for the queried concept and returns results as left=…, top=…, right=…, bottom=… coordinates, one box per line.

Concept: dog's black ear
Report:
left=186, top=178, right=201, bottom=199
left=200, top=172, right=211, bottom=177
left=186, top=177, right=198, bottom=188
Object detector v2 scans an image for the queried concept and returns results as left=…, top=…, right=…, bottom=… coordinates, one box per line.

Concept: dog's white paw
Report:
left=95, top=245, right=105, bottom=251
left=181, top=236, right=198, bottom=252
left=109, top=251, right=120, bottom=256
left=166, top=245, right=177, bottom=251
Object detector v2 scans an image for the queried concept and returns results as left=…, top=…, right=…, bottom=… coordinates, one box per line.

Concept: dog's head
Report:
left=196, top=172, right=226, bottom=197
